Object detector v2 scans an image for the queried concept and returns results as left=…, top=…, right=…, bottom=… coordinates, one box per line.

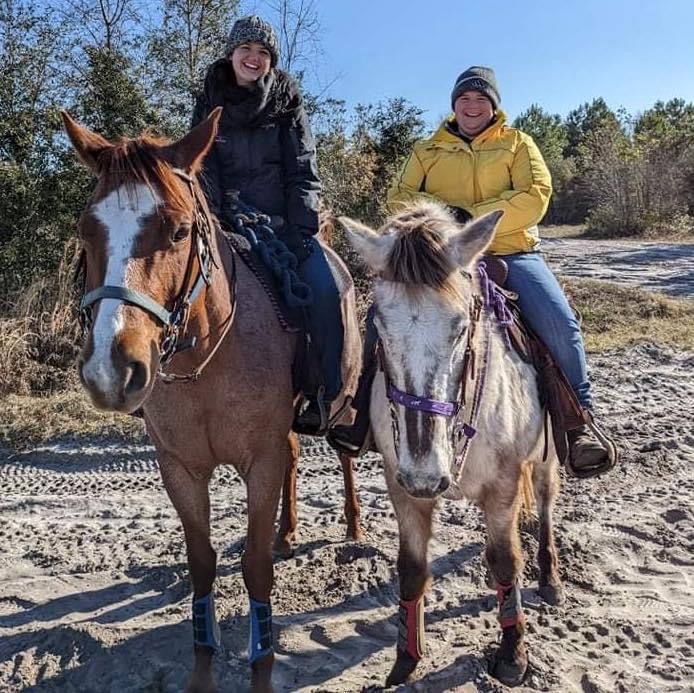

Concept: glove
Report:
left=282, top=227, right=314, bottom=263
left=449, top=206, right=472, bottom=224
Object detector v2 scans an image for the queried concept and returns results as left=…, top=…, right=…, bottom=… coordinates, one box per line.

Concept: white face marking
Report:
left=375, top=283, right=468, bottom=480
left=82, top=184, right=159, bottom=394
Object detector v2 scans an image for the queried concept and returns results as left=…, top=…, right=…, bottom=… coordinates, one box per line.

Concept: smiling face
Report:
left=454, top=90, right=495, bottom=138
left=230, top=42, right=272, bottom=86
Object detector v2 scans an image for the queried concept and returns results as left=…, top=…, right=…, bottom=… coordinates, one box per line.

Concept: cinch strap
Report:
left=248, top=597, right=273, bottom=664
left=192, top=592, right=222, bottom=650
left=397, top=595, right=425, bottom=661
left=496, top=581, right=525, bottom=629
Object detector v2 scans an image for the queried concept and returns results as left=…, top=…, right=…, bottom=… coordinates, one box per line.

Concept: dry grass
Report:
left=0, top=390, right=146, bottom=450
left=0, top=243, right=81, bottom=397
left=540, top=224, right=589, bottom=239
left=563, top=278, right=694, bottom=351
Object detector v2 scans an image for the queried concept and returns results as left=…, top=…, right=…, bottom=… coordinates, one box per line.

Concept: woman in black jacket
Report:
left=192, top=15, right=342, bottom=434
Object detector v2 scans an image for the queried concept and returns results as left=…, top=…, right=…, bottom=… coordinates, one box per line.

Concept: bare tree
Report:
left=263, top=0, right=320, bottom=76
left=60, top=0, right=142, bottom=51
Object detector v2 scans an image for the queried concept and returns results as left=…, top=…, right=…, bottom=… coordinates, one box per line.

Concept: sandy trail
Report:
left=1, top=239, right=693, bottom=692
left=541, top=237, right=694, bottom=297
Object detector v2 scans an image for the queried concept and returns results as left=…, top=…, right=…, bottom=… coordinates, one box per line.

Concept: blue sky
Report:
left=304, top=0, right=694, bottom=128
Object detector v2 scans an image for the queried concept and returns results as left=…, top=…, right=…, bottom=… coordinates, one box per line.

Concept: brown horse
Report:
left=62, top=107, right=362, bottom=693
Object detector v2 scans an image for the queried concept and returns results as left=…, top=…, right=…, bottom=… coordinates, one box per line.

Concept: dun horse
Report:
left=62, top=108, right=362, bottom=693
left=341, top=203, right=563, bottom=687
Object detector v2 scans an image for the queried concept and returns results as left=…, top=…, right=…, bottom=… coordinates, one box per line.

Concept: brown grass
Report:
left=563, top=278, right=694, bottom=351
left=0, top=390, right=146, bottom=450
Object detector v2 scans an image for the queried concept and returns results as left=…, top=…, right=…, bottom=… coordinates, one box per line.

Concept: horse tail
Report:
left=519, top=462, right=537, bottom=522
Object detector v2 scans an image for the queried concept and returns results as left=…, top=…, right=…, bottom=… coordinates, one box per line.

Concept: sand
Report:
left=1, top=238, right=692, bottom=692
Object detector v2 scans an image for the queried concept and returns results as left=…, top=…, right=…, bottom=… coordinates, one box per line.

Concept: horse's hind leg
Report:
left=384, top=473, right=436, bottom=688
left=273, top=434, right=299, bottom=559
left=481, top=483, right=528, bottom=687
left=243, top=452, right=285, bottom=693
left=534, top=459, right=564, bottom=605
left=339, top=452, right=363, bottom=541
left=159, top=461, right=217, bottom=693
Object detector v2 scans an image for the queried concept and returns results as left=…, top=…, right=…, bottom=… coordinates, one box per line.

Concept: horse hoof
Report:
left=185, top=674, right=216, bottom=693
left=346, top=526, right=364, bottom=542
left=489, top=655, right=527, bottom=687
left=272, top=538, right=295, bottom=560
left=385, top=649, right=419, bottom=687
left=539, top=583, right=565, bottom=606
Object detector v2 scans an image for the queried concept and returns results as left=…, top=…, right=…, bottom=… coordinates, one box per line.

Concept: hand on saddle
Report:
left=282, top=227, right=314, bottom=263
left=448, top=206, right=473, bottom=225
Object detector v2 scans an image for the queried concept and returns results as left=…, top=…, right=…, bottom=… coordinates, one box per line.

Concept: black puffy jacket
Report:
left=192, top=60, right=321, bottom=240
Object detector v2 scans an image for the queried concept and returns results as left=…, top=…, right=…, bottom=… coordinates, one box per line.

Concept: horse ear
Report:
left=61, top=111, right=111, bottom=173
left=167, top=107, right=222, bottom=173
left=339, top=217, right=394, bottom=273
left=447, top=210, right=504, bottom=267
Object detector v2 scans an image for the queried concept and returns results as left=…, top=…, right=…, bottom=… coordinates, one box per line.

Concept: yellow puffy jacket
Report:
left=387, top=111, right=552, bottom=255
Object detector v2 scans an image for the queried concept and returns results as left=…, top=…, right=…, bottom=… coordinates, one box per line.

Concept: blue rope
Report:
left=228, top=203, right=313, bottom=308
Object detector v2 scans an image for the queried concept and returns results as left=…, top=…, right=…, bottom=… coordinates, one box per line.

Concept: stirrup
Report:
left=292, top=387, right=329, bottom=436
left=565, top=419, right=619, bottom=479
left=326, top=425, right=374, bottom=458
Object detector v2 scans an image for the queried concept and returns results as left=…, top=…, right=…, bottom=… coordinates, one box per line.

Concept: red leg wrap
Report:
left=397, top=595, right=425, bottom=661
left=496, top=581, right=525, bottom=629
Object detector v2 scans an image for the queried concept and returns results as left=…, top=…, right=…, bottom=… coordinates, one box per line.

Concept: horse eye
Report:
left=172, top=224, right=192, bottom=242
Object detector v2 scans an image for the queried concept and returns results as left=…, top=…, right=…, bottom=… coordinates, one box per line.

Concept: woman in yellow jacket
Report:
left=330, top=66, right=609, bottom=476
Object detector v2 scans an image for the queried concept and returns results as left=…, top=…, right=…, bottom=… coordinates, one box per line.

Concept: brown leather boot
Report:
left=567, top=425, right=610, bottom=477
left=327, top=327, right=378, bottom=457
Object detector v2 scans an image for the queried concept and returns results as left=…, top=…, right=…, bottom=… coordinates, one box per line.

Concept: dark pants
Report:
left=296, top=238, right=343, bottom=401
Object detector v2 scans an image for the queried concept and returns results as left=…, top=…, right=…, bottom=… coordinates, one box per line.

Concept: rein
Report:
left=379, top=261, right=505, bottom=490
left=77, top=168, right=237, bottom=383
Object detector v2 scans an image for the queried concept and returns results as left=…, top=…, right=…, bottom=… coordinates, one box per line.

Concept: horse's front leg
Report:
left=159, top=460, right=218, bottom=693
left=243, top=451, right=285, bottom=693
left=481, top=483, right=528, bottom=687
left=383, top=468, right=436, bottom=688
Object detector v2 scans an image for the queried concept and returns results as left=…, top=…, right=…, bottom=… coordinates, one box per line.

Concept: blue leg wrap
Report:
left=192, top=592, right=221, bottom=651
left=248, top=597, right=273, bottom=664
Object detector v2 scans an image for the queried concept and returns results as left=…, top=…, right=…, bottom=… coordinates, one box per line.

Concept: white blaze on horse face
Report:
left=82, top=184, right=159, bottom=395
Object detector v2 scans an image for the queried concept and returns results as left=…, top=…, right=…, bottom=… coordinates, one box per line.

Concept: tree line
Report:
left=2, top=0, right=693, bottom=299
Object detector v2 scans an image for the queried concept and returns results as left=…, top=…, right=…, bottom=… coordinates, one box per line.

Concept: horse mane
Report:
left=383, top=201, right=463, bottom=301
left=95, top=134, right=189, bottom=213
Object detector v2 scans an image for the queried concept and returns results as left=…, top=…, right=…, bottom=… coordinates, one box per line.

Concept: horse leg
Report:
left=273, top=434, right=299, bottom=559
left=159, top=462, right=218, bottom=693
left=243, top=455, right=285, bottom=693
left=481, top=483, right=528, bottom=687
left=384, top=473, right=436, bottom=688
left=339, top=452, right=363, bottom=541
left=534, top=459, right=564, bottom=605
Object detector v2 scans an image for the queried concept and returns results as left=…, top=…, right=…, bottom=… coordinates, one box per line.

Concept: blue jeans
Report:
left=296, top=238, right=343, bottom=401
left=503, top=252, right=592, bottom=409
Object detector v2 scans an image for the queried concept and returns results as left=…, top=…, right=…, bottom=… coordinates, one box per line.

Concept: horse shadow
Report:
left=5, top=542, right=505, bottom=691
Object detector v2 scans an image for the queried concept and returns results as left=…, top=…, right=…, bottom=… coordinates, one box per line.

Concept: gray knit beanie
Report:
left=450, top=66, right=500, bottom=110
left=225, top=15, right=279, bottom=67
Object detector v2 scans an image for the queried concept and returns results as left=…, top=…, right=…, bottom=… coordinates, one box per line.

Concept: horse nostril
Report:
left=395, top=471, right=408, bottom=490
left=124, top=360, right=149, bottom=396
left=437, top=475, right=451, bottom=495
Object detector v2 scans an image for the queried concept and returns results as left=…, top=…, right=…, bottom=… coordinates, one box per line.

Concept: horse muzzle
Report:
left=395, top=469, right=451, bottom=499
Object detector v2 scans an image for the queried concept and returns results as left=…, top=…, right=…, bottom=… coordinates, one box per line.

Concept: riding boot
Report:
left=327, top=337, right=378, bottom=456
left=293, top=392, right=330, bottom=437
left=567, top=425, right=610, bottom=477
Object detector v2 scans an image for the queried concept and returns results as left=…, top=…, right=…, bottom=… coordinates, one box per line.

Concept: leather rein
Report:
left=76, top=169, right=237, bottom=383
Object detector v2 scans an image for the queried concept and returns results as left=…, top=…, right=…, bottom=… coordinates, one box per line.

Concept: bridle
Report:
left=378, top=263, right=503, bottom=488
left=76, top=168, right=237, bottom=383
